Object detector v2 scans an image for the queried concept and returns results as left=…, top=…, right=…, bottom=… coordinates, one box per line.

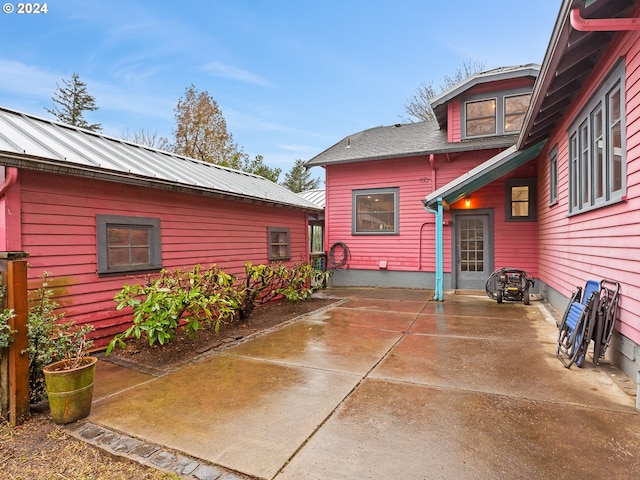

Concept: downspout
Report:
left=424, top=197, right=444, bottom=302
left=570, top=8, right=640, bottom=31
left=0, top=167, right=21, bottom=252
left=0, top=167, right=18, bottom=196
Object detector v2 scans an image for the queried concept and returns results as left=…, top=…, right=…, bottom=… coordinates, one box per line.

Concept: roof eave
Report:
left=306, top=136, right=517, bottom=167
left=0, top=152, right=323, bottom=213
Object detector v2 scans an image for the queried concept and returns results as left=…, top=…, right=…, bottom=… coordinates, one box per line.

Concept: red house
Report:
left=306, top=63, right=541, bottom=292
left=0, top=107, right=322, bottom=347
left=308, top=0, right=640, bottom=385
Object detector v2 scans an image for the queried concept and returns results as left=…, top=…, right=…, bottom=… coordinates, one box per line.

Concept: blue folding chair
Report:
left=556, top=280, right=600, bottom=368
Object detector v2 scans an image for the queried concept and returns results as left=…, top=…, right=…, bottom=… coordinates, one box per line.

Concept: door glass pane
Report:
left=460, top=218, right=485, bottom=273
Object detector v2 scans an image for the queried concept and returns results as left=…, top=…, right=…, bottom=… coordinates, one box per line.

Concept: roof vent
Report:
left=346, top=138, right=351, bottom=148
left=394, top=124, right=402, bottom=128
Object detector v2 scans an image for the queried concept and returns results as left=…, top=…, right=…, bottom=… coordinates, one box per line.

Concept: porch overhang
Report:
left=422, top=141, right=545, bottom=210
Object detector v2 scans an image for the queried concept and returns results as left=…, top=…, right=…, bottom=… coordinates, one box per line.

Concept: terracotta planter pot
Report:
left=43, top=356, right=97, bottom=425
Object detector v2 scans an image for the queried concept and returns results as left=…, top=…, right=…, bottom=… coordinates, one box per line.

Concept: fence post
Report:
left=0, top=253, right=29, bottom=425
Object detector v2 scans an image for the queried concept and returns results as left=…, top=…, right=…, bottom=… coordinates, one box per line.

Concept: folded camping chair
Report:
left=591, top=279, right=620, bottom=365
left=557, top=280, right=600, bottom=368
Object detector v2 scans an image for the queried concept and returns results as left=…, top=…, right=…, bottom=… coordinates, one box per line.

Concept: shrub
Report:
left=0, top=278, right=15, bottom=351
left=25, top=272, right=94, bottom=403
left=106, top=264, right=237, bottom=354
left=235, top=262, right=320, bottom=318
left=107, top=261, right=326, bottom=353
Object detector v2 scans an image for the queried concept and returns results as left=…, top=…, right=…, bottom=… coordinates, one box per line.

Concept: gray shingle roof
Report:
left=0, top=106, right=321, bottom=212
left=305, top=121, right=516, bottom=167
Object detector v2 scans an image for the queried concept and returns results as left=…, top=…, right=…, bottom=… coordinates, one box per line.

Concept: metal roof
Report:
left=519, top=0, right=635, bottom=149
left=430, top=64, right=540, bottom=131
left=298, top=189, right=325, bottom=208
left=0, top=106, right=321, bottom=212
left=305, top=121, right=516, bottom=167
left=423, top=141, right=546, bottom=209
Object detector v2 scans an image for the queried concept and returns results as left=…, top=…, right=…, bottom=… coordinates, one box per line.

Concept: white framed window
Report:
left=97, top=215, right=162, bottom=275
left=352, top=187, right=399, bottom=235
left=568, top=61, right=625, bottom=215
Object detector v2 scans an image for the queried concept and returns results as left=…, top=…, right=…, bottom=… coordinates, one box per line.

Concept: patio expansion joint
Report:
left=271, top=300, right=431, bottom=478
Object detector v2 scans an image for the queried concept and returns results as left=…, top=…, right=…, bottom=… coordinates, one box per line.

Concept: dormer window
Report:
left=504, top=93, right=531, bottom=132
left=463, top=90, right=532, bottom=138
left=466, top=99, right=496, bottom=136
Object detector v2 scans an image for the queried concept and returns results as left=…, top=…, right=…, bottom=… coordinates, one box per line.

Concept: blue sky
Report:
left=0, top=0, right=561, bottom=182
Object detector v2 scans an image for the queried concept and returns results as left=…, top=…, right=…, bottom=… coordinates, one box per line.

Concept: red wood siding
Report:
left=448, top=99, right=461, bottom=142
left=536, top=29, right=640, bottom=344
left=449, top=162, right=539, bottom=276
left=326, top=157, right=433, bottom=272
left=324, top=149, right=537, bottom=280
left=18, top=170, right=309, bottom=347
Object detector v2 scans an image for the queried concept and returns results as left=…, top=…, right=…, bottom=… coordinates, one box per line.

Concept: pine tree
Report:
left=281, top=159, right=320, bottom=193
left=46, top=73, right=102, bottom=131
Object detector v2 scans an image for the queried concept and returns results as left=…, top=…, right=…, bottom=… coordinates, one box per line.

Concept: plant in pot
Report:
left=42, top=322, right=96, bottom=424
left=27, top=273, right=97, bottom=424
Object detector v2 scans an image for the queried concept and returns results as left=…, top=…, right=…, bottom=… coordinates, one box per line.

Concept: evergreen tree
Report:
left=46, top=73, right=102, bottom=131
left=281, top=159, right=320, bottom=193
left=241, top=154, right=281, bottom=183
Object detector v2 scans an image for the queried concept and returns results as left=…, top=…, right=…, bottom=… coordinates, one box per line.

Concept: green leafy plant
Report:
left=25, top=272, right=94, bottom=402
left=106, top=264, right=237, bottom=354
left=236, top=262, right=319, bottom=318
left=0, top=276, right=16, bottom=351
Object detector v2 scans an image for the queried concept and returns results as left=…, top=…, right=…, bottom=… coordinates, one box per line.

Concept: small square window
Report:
left=268, top=227, right=291, bottom=261
left=352, top=188, right=399, bottom=235
left=97, top=215, right=162, bottom=275
left=505, top=179, right=536, bottom=221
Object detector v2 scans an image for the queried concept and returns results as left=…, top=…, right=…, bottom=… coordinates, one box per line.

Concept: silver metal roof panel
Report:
left=0, top=106, right=321, bottom=212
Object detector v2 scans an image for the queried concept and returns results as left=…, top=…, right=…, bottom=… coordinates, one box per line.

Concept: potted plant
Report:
left=26, top=272, right=97, bottom=424
left=42, top=322, right=96, bottom=424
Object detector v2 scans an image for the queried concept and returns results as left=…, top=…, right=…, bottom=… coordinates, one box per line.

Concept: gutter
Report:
left=570, top=8, right=640, bottom=31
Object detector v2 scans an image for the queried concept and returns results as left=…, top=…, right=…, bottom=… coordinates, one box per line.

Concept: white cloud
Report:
left=201, top=61, right=273, bottom=87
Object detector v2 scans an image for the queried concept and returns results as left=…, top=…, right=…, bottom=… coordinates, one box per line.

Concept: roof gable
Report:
left=0, top=106, right=321, bottom=212
left=430, top=64, right=540, bottom=130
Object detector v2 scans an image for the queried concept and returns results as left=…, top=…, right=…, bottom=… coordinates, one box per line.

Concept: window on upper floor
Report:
left=568, top=61, right=625, bottom=215
left=463, top=90, right=532, bottom=138
left=352, top=187, right=399, bottom=235
left=97, top=215, right=162, bottom=275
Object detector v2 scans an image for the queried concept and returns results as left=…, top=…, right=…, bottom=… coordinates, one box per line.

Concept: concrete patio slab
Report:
left=276, top=378, right=640, bottom=480
left=91, top=354, right=360, bottom=479
left=86, top=288, right=639, bottom=480
left=223, top=315, right=403, bottom=375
